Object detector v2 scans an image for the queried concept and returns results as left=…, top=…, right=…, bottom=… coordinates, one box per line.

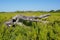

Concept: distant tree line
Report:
left=0, top=9, right=60, bottom=13
left=49, top=9, right=60, bottom=13
left=15, top=9, right=60, bottom=13
left=0, top=12, right=6, bottom=13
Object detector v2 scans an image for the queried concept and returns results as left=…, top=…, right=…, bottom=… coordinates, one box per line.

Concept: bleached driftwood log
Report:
left=5, top=14, right=50, bottom=27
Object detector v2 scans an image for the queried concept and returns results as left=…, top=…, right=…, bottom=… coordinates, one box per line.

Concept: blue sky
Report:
left=0, top=0, right=60, bottom=12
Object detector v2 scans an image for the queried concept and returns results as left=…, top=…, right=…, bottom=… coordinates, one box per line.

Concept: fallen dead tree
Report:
left=5, top=14, right=50, bottom=27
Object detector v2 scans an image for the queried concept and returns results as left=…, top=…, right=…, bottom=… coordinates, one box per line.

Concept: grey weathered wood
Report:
left=5, top=14, right=50, bottom=27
